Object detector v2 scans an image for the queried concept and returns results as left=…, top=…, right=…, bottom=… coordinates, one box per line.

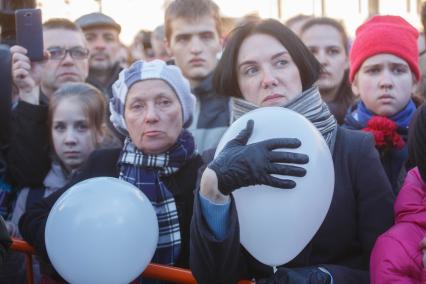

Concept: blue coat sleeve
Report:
left=190, top=190, right=251, bottom=284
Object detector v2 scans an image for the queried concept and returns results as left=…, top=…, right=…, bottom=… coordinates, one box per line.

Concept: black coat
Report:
left=19, top=148, right=203, bottom=279
left=343, top=106, right=409, bottom=193
left=6, top=99, right=50, bottom=187
left=190, top=127, right=395, bottom=284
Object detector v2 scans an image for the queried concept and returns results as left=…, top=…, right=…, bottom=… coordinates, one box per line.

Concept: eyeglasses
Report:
left=47, top=46, right=89, bottom=60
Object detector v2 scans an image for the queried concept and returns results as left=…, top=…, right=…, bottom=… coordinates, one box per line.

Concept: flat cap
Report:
left=75, top=12, right=121, bottom=33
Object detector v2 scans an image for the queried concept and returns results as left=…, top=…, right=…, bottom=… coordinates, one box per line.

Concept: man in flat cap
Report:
left=75, top=12, right=124, bottom=146
left=75, top=12, right=122, bottom=99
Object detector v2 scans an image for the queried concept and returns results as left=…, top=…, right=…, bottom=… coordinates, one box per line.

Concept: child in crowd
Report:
left=7, top=82, right=106, bottom=283
left=344, top=15, right=419, bottom=192
left=370, top=102, right=426, bottom=283
left=8, top=82, right=106, bottom=235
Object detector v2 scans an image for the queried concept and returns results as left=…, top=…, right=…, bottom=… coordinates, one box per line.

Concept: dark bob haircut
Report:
left=213, top=18, right=320, bottom=98
left=406, top=103, right=426, bottom=181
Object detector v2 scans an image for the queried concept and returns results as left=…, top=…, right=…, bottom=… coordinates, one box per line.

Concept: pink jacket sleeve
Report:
left=371, top=234, right=420, bottom=284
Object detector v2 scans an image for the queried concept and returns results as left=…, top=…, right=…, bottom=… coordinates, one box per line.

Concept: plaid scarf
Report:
left=118, top=130, right=195, bottom=266
left=232, top=86, right=338, bottom=152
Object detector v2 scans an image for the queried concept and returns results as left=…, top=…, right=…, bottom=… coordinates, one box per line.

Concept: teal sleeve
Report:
left=198, top=192, right=231, bottom=240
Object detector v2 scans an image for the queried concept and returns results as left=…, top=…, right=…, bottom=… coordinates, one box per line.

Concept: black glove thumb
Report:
left=233, top=119, right=254, bottom=145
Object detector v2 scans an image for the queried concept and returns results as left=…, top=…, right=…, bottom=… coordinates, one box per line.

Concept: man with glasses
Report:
left=8, top=18, right=89, bottom=187
left=11, top=18, right=89, bottom=101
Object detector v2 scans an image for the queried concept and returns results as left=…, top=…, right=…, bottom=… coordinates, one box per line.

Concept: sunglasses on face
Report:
left=47, top=46, right=89, bottom=60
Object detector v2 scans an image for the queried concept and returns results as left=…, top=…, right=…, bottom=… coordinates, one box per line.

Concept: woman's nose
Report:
left=143, top=105, right=160, bottom=122
left=261, top=68, right=278, bottom=88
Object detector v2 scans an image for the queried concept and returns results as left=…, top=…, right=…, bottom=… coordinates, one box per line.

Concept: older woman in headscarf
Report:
left=18, top=60, right=203, bottom=282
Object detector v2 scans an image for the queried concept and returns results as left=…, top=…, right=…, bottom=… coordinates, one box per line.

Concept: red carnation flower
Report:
left=370, top=130, right=385, bottom=147
left=362, top=116, right=405, bottom=151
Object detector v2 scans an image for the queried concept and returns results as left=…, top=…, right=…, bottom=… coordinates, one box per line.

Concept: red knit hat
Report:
left=349, top=15, right=420, bottom=82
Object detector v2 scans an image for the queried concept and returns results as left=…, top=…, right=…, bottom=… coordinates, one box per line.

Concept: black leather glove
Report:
left=256, top=267, right=332, bottom=284
left=208, top=120, right=309, bottom=195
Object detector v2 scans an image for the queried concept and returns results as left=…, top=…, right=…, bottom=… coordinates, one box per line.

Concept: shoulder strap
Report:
left=25, top=187, right=45, bottom=211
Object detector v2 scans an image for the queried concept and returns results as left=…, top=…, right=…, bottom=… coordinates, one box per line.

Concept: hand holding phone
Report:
left=10, top=44, right=45, bottom=105
left=15, top=8, right=44, bottom=62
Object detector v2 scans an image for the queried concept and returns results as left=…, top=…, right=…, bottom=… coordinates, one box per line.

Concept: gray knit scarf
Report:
left=232, top=86, right=338, bottom=152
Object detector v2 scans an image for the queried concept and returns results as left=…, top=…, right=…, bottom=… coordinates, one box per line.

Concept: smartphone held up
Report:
left=15, top=8, right=43, bottom=61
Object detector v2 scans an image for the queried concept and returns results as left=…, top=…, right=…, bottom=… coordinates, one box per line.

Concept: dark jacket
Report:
left=0, top=45, right=11, bottom=157
left=343, top=107, right=408, bottom=193
left=86, top=62, right=122, bottom=101
left=0, top=216, right=12, bottom=266
left=7, top=99, right=50, bottom=187
left=19, top=148, right=203, bottom=280
left=189, top=74, right=231, bottom=153
left=190, top=127, right=395, bottom=284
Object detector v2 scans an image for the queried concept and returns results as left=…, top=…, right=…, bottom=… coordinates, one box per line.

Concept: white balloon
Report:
left=45, top=177, right=159, bottom=284
left=215, top=107, right=334, bottom=266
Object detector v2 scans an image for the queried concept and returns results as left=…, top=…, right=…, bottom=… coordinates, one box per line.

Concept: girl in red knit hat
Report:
left=343, top=15, right=420, bottom=194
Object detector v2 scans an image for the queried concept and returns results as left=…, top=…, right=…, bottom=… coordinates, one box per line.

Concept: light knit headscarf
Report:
left=110, top=59, right=196, bottom=136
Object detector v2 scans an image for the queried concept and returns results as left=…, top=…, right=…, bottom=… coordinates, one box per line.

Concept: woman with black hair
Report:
left=190, top=19, right=394, bottom=284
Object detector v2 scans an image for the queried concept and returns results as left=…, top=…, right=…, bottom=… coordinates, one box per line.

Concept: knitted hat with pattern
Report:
left=110, top=60, right=195, bottom=135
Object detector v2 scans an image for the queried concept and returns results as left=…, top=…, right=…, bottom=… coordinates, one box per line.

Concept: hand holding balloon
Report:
left=208, top=120, right=309, bottom=195
left=214, top=107, right=334, bottom=266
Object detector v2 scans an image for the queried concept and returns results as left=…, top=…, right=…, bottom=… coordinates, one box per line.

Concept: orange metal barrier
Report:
left=11, top=238, right=252, bottom=284
left=11, top=239, right=35, bottom=284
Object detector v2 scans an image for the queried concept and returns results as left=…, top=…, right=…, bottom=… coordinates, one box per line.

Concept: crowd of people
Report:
left=0, top=0, right=426, bottom=283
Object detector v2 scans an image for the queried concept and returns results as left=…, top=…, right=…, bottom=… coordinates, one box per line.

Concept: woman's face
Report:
left=301, top=24, right=348, bottom=94
left=352, top=53, right=417, bottom=116
left=51, top=98, right=98, bottom=172
left=237, top=33, right=303, bottom=107
left=124, top=79, right=183, bottom=154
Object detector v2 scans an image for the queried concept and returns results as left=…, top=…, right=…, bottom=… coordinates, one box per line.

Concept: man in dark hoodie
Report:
left=164, top=0, right=231, bottom=153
